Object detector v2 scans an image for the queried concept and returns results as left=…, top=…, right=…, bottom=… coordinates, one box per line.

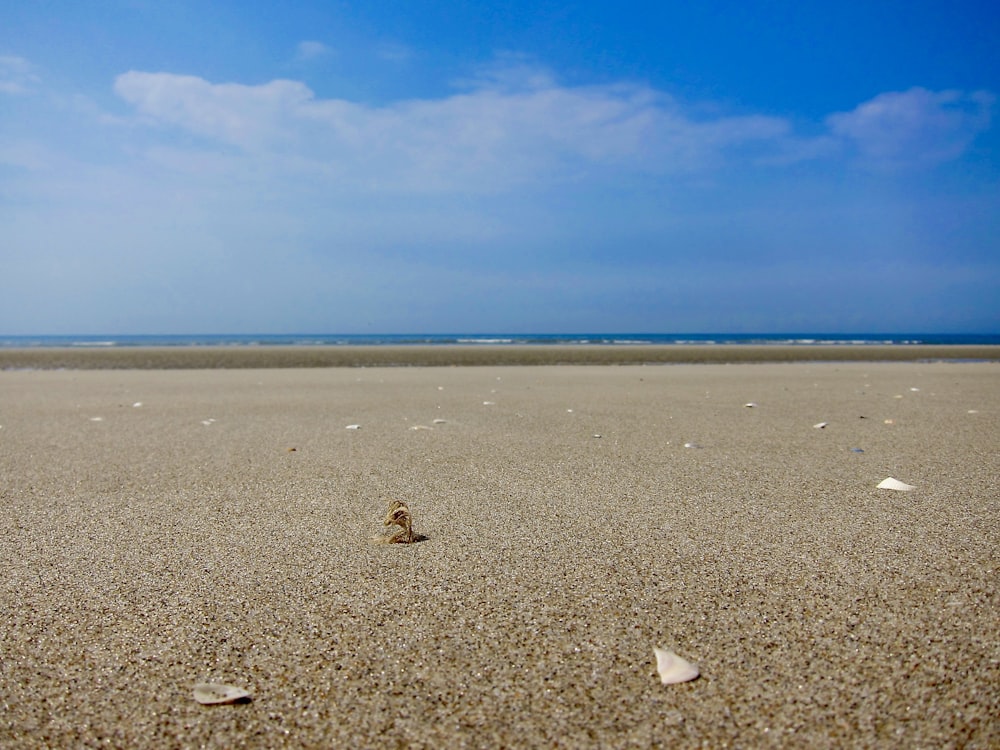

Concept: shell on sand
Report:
left=193, top=683, right=251, bottom=705
left=653, top=647, right=700, bottom=684
left=813, top=421, right=828, bottom=429
left=877, top=477, right=916, bottom=491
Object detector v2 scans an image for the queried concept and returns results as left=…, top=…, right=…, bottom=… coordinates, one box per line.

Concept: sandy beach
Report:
left=1, top=358, right=997, bottom=748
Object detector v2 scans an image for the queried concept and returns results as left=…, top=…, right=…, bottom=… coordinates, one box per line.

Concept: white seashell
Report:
left=132, top=402, right=143, bottom=408
left=813, top=422, right=828, bottom=429
left=877, top=477, right=915, bottom=491
left=744, top=402, right=758, bottom=408
left=432, top=419, right=447, bottom=424
left=193, top=683, right=251, bottom=705
left=89, top=417, right=104, bottom=422
left=345, top=424, right=361, bottom=430
left=654, top=647, right=699, bottom=684
left=482, top=401, right=495, bottom=406
left=683, top=442, right=701, bottom=449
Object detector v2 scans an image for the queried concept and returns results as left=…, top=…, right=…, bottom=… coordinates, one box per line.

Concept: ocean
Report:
left=1, top=333, right=998, bottom=348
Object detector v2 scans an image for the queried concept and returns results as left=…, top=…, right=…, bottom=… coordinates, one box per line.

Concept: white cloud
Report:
left=115, top=72, right=313, bottom=149
left=112, top=67, right=793, bottom=192
left=0, top=55, right=40, bottom=95
left=827, top=87, right=994, bottom=168
left=295, top=40, right=332, bottom=61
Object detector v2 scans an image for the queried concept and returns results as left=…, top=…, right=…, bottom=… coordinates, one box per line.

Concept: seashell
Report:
left=654, top=647, right=699, bottom=684
left=744, top=402, right=758, bottom=408
left=193, top=683, right=251, bottom=705
left=482, top=401, right=495, bottom=406
left=813, top=422, right=828, bottom=429
left=432, top=419, right=447, bottom=424
left=683, top=442, right=701, bottom=449
left=132, top=402, right=143, bottom=408
left=89, top=417, right=104, bottom=422
left=410, top=425, right=432, bottom=430
left=877, top=477, right=915, bottom=491
left=345, top=424, right=361, bottom=430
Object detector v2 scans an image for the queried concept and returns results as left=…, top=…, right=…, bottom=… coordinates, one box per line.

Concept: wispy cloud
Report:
left=113, top=65, right=806, bottom=193
left=295, top=40, right=332, bottom=62
left=827, top=87, right=994, bottom=169
left=113, top=65, right=993, bottom=197
left=0, top=55, right=40, bottom=95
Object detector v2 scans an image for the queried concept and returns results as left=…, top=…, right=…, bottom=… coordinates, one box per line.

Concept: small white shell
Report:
left=345, top=424, right=361, bottom=430
left=193, top=683, right=251, bottom=705
left=744, top=402, right=758, bottom=408
left=877, top=477, right=916, bottom=491
left=813, top=422, right=828, bottom=429
left=653, top=647, right=699, bottom=684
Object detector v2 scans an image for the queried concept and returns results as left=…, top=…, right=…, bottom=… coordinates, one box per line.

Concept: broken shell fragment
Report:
left=877, top=477, right=916, bottom=491
left=813, top=422, right=828, bottom=429
left=345, top=424, right=361, bottom=430
left=654, top=647, right=700, bottom=684
left=193, top=683, right=251, bottom=705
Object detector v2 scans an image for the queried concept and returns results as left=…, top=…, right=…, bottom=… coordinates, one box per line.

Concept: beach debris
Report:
left=483, top=401, right=496, bottom=406
left=193, top=683, right=251, bottom=705
left=374, top=500, right=414, bottom=544
left=432, top=418, right=447, bottom=424
left=683, top=442, right=701, bottom=449
left=967, top=410, right=979, bottom=414
left=345, top=424, right=361, bottom=430
left=877, top=477, right=916, bottom=492
left=744, top=402, right=758, bottom=408
left=89, top=416, right=104, bottom=422
left=132, top=401, right=143, bottom=408
left=884, top=419, right=894, bottom=425
left=592, top=434, right=602, bottom=439
left=653, top=648, right=699, bottom=684
left=850, top=448, right=864, bottom=453
left=813, top=422, right=828, bottom=429
left=201, top=418, right=216, bottom=426
left=287, top=447, right=297, bottom=452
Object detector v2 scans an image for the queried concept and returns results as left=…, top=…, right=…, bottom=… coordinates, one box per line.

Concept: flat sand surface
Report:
left=1, top=361, right=997, bottom=748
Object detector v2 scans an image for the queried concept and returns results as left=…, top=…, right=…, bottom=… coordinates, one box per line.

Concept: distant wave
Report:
left=1, top=333, right=998, bottom=348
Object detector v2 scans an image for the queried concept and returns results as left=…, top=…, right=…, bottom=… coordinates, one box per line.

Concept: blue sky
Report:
left=1, top=0, right=998, bottom=334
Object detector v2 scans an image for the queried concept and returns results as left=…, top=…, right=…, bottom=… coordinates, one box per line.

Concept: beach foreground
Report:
left=1, top=362, right=997, bottom=748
